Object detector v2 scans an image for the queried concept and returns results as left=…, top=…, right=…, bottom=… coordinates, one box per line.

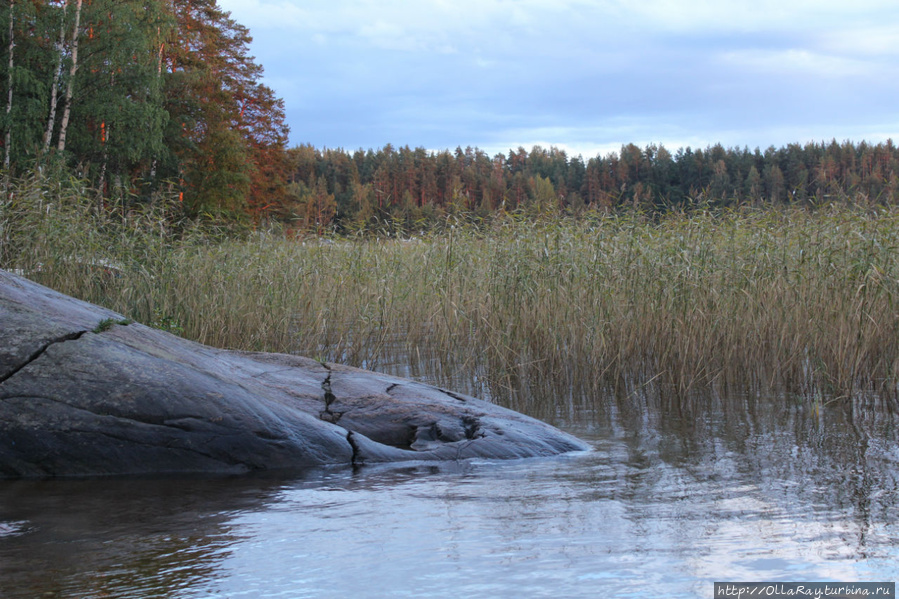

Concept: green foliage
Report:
left=62, top=0, right=173, bottom=190
left=530, top=175, right=558, bottom=215
left=0, top=0, right=56, bottom=168
left=150, top=309, right=184, bottom=335
left=0, top=0, right=289, bottom=217
left=92, top=318, right=132, bottom=333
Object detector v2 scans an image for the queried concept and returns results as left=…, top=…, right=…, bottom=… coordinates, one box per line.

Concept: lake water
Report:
left=1, top=384, right=898, bottom=597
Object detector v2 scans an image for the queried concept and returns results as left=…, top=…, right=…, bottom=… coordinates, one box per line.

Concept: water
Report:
left=1, top=388, right=898, bottom=597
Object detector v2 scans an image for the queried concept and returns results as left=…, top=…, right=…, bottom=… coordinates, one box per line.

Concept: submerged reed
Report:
left=5, top=173, right=899, bottom=409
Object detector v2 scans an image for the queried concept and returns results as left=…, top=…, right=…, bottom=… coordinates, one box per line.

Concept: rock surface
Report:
left=0, top=270, right=589, bottom=478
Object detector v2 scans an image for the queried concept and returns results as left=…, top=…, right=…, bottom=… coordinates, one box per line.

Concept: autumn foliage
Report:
left=283, top=140, right=899, bottom=232
left=0, top=0, right=289, bottom=218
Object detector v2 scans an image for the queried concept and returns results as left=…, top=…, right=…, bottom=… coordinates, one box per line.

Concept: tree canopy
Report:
left=1, top=0, right=289, bottom=217
left=282, top=140, right=899, bottom=232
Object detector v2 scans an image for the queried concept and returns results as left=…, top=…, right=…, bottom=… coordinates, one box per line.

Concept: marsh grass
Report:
left=5, top=173, right=899, bottom=411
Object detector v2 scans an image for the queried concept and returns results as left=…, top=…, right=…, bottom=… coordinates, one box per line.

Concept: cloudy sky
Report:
left=217, top=0, right=899, bottom=158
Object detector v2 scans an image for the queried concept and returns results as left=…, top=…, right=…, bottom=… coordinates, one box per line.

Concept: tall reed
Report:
left=4, top=173, right=899, bottom=410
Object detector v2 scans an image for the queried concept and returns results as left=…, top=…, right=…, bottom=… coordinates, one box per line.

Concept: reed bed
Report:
left=5, top=174, right=899, bottom=410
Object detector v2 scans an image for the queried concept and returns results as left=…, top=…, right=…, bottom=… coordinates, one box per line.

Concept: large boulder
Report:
left=0, top=270, right=589, bottom=477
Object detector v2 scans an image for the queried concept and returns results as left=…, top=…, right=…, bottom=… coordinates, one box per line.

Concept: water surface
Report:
left=1, top=388, right=897, bottom=598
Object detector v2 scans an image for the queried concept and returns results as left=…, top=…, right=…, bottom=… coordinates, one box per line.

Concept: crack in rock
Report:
left=318, top=362, right=343, bottom=424
left=346, top=430, right=361, bottom=466
left=452, top=417, right=486, bottom=460
left=462, top=415, right=484, bottom=440
left=0, top=330, right=89, bottom=386
left=438, top=388, right=468, bottom=403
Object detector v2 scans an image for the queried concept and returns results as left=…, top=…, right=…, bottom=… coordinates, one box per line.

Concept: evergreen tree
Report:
left=1, top=0, right=289, bottom=216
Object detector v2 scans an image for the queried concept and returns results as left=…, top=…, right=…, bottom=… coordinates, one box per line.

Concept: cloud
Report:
left=220, top=0, right=619, bottom=55
left=717, top=49, right=879, bottom=78
left=612, top=0, right=899, bottom=32
left=217, top=0, right=899, bottom=153
left=819, top=25, right=899, bottom=58
left=222, top=0, right=899, bottom=60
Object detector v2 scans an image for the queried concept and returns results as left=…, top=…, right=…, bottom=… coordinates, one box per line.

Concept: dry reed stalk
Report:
left=5, top=173, right=899, bottom=410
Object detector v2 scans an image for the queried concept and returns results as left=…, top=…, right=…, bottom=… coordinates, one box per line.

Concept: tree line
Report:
left=4, top=0, right=898, bottom=231
left=1, top=0, right=290, bottom=216
left=282, top=140, right=899, bottom=232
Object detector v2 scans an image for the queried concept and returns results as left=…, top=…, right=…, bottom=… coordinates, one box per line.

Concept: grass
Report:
left=92, top=318, right=133, bottom=334
left=4, top=172, right=899, bottom=411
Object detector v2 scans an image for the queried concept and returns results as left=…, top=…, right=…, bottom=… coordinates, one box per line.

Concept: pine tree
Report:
left=2, top=0, right=61, bottom=170
left=63, top=0, right=172, bottom=194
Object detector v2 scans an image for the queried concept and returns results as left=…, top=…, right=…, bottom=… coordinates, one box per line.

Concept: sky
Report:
left=216, top=0, right=899, bottom=159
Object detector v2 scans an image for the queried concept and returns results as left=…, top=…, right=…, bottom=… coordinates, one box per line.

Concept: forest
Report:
left=3, top=0, right=899, bottom=232
left=0, top=0, right=290, bottom=217
left=284, top=140, right=899, bottom=232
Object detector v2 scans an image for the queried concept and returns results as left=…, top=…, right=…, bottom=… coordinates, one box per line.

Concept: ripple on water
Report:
left=0, top=521, right=29, bottom=538
left=1, top=391, right=898, bottom=597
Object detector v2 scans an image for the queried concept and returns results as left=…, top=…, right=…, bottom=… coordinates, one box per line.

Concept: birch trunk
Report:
left=42, top=0, right=69, bottom=154
left=56, top=0, right=82, bottom=154
left=4, top=0, right=14, bottom=170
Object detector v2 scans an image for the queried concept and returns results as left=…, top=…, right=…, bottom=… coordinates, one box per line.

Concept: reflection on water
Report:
left=0, top=477, right=289, bottom=597
left=1, top=382, right=897, bottom=597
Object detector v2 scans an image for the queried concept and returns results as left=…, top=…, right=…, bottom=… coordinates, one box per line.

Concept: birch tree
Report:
left=4, top=0, right=13, bottom=170
left=55, top=0, right=80, bottom=153
left=42, top=0, right=67, bottom=154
